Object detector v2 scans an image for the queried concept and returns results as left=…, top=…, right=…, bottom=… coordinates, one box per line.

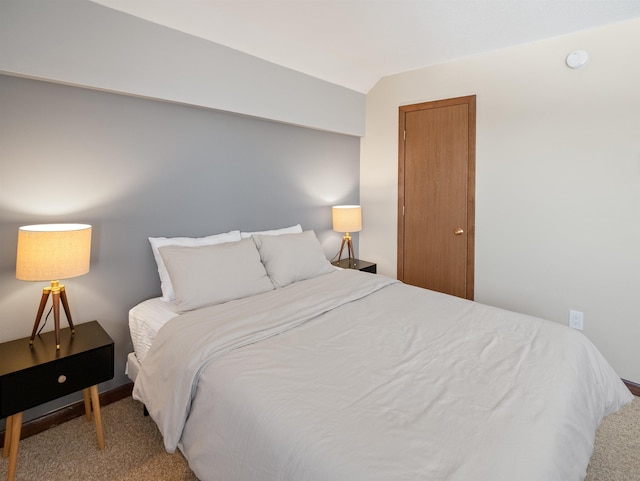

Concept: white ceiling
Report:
left=90, top=0, right=640, bottom=93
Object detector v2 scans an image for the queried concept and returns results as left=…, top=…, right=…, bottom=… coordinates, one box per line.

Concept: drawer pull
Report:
left=58, top=375, right=67, bottom=384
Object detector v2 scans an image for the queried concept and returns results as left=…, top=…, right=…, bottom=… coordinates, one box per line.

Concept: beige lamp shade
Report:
left=16, top=224, right=92, bottom=281
left=332, top=205, right=362, bottom=233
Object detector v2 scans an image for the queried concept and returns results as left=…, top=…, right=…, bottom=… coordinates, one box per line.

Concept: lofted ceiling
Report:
left=90, top=0, right=640, bottom=93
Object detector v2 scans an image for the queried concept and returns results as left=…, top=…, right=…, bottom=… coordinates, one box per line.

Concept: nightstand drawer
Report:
left=1, top=345, right=113, bottom=417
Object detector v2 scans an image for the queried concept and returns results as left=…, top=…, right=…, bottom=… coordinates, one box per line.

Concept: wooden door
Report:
left=398, top=96, right=475, bottom=299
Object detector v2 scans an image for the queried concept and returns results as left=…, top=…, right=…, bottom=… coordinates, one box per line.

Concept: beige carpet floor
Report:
left=1, top=395, right=638, bottom=480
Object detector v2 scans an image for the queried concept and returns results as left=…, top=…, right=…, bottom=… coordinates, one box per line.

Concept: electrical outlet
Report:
left=569, top=310, right=584, bottom=331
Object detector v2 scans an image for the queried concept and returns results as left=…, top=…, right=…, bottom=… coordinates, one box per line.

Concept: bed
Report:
left=128, top=228, right=633, bottom=481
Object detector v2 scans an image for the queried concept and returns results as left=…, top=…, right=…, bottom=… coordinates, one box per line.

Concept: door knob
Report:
left=454, top=228, right=464, bottom=235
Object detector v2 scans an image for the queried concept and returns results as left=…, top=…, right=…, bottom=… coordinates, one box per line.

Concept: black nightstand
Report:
left=0, top=321, right=114, bottom=481
left=332, top=258, right=377, bottom=274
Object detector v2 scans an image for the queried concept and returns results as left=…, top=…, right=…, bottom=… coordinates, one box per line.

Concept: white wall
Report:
left=0, top=0, right=364, bottom=136
left=361, top=19, right=640, bottom=382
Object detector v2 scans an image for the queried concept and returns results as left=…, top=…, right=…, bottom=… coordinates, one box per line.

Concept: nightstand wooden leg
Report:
left=89, top=385, right=104, bottom=450
left=2, top=415, right=12, bottom=458
left=83, top=387, right=92, bottom=421
left=6, top=411, right=23, bottom=481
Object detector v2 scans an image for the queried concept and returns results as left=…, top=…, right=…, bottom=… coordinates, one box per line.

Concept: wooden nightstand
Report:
left=332, top=258, right=377, bottom=274
left=0, top=321, right=114, bottom=481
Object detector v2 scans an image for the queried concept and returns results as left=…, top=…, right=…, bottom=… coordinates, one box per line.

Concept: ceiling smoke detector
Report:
left=566, top=50, right=590, bottom=69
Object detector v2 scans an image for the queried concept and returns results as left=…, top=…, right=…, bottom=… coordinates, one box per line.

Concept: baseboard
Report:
left=623, top=379, right=640, bottom=397
left=0, top=382, right=133, bottom=449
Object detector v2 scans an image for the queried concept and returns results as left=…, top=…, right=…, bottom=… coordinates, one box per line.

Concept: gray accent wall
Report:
left=0, top=74, right=360, bottom=425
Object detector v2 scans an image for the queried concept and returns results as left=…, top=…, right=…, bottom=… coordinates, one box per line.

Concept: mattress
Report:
left=128, top=297, right=179, bottom=363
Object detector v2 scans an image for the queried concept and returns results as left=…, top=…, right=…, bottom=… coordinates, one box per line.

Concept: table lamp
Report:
left=16, top=224, right=92, bottom=350
left=332, top=205, right=362, bottom=262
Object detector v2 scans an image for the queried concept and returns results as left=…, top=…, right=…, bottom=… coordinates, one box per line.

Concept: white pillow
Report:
left=253, top=230, right=335, bottom=288
left=158, top=238, right=274, bottom=312
left=240, top=224, right=302, bottom=239
left=149, top=230, right=242, bottom=301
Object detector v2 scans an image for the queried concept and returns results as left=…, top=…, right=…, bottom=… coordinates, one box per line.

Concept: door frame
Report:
left=397, top=95, right=476, bottom=299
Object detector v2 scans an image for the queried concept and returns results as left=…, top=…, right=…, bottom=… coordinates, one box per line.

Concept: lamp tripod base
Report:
left=29, top=280, right=76, bottom=350
left=337, top=233, right=355, bottom=262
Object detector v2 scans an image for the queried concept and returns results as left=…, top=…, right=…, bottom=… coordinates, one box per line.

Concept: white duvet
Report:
left=133, top=269, right=632, bottom=481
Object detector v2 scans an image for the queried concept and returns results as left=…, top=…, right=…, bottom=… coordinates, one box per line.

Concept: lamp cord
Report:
left=329, top=245, right=343, bottom=262
left=37, top=306, right=53, bottom=336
